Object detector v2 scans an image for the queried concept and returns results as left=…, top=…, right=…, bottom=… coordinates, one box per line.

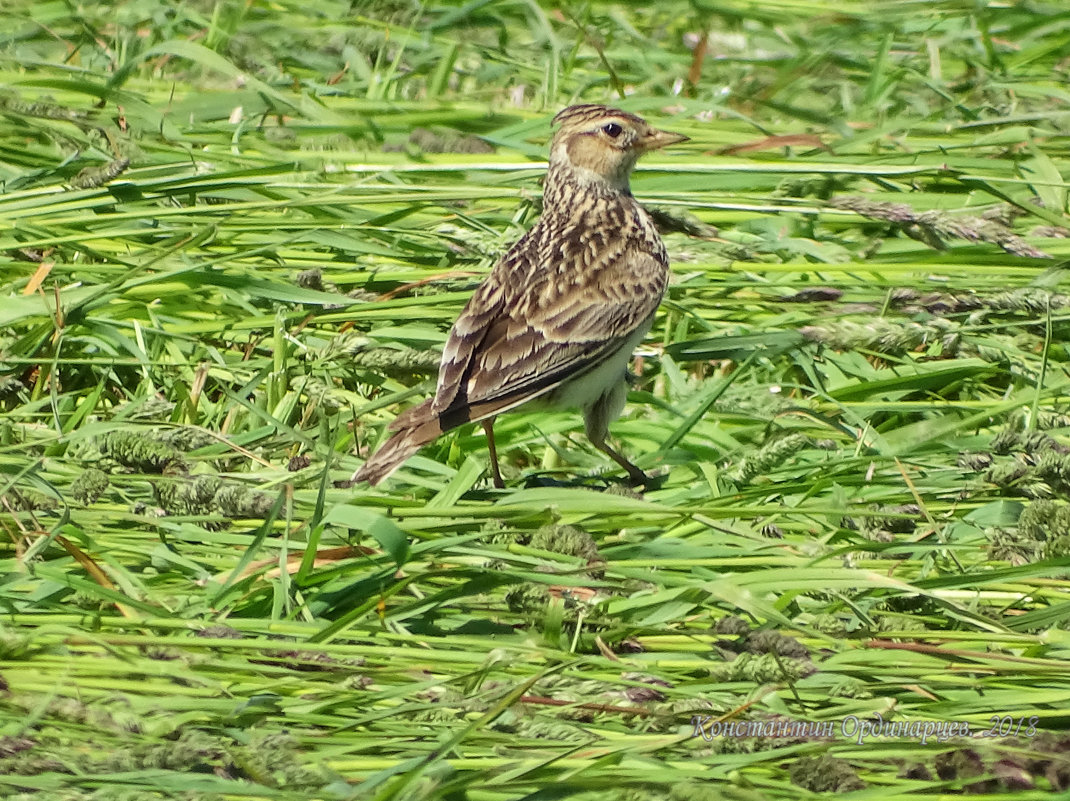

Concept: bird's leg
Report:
left=482, top=417, right=505, bottom=489
left=584, top=388, right=650, bottom=487
left=594, top=440, right=650, bottom=487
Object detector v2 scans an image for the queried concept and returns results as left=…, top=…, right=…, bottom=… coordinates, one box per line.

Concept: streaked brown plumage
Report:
left=352, top=104, right=688, bottom=488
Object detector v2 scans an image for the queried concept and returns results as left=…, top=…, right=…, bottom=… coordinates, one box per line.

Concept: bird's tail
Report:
left=350, top=429, right=426, bottom=485
left=350, top=400, right=444, bottom=485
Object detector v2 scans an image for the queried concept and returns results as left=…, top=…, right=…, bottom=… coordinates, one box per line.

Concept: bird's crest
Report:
left=552, top=104, right=644, bottom=129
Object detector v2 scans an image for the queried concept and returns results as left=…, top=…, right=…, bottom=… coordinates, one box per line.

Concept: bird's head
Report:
left=549, top=104, right=688, bottom=192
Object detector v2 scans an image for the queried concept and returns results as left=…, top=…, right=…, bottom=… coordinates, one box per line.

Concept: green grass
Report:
left=3, top=1, right=1070, bottom=798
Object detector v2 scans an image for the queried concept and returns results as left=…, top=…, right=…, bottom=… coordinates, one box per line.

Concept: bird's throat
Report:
left=544, top=162, right=632, bottom=212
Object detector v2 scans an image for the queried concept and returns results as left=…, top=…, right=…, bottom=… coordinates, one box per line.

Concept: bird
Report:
left=351, top=104, right=688, bottom=489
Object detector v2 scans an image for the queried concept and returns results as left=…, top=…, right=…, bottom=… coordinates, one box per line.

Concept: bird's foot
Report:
left=519, top=469, right=664, bottom=492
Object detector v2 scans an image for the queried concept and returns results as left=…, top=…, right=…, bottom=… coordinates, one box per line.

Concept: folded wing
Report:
left=416, top=245, right=667, bottom=428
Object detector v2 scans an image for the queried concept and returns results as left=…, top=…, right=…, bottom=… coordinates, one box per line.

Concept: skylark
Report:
left=352, top=104, right=688, bottom=488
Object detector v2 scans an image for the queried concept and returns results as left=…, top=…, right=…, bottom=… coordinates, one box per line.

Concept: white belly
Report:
left=544, top=318, right=652, bottom=412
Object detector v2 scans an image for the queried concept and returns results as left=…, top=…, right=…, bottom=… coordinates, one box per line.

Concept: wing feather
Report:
left=429, top=240, right=666, bottom=422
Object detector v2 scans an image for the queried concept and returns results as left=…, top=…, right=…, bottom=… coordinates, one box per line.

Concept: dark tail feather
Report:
left=350, top=404, right=443, bottom=485
left=350, top=428, right=426, bottom=485
left=350, top=396, right=511, bottom=486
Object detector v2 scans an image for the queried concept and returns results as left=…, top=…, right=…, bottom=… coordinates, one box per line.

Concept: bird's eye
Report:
left=602, top=122, right=623, bottom=138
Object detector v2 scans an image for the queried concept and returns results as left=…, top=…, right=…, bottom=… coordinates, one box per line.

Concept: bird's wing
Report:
left=421, top=242, right=666, bottom=424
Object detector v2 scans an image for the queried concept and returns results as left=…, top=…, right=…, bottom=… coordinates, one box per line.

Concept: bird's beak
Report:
left=638, top=128, right=690, bottom=151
